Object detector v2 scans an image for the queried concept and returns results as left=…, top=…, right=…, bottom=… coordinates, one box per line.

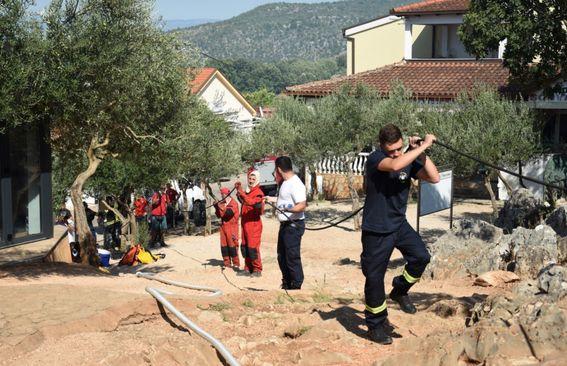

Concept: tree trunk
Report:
left=70, top=135, right=111, bottom=266
left=496, top=170, right=513, bottom=198
left=310, top=165, right=319, bottom=201
left=345, top=156, right=361, bottom=231
left=484, top=172, right=499, bottom=221
left=202, top=181, right=212, bottom=236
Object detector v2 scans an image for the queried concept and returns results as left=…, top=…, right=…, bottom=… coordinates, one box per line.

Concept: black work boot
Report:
left=389, top=291, right=417, bottom=314
left=367, top=325, right=393, bottom=345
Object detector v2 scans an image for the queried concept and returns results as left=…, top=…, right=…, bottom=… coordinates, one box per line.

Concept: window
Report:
left=0, top=123, right=52, bottom=247
left=433, top=25, right=497, bottom=59
left=9, top=125, right=42, bottom=238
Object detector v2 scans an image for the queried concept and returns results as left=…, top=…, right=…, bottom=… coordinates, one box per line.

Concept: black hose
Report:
left=205, top=186, right=238, bottom=209
left=265, top=200, right=363, bottom=231
left=433, top=140, right=567, bottom=193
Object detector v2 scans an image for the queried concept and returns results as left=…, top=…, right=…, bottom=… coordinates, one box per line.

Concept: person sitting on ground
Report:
left=214, top=187, right=240, bottom=270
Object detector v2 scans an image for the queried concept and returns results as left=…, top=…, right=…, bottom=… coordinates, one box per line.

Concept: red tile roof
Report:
left=189, top=67, right=217, bottom=94
left=285, top=60, right=509, bottom=100
left=391, top=0, right=470, bottom=15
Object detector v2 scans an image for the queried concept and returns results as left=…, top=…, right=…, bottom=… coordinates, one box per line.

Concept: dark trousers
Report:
left=166, top=204, right=176, bottom=228
left=361, top=220, right=430, bottom=329
left=277, top=220, right=305, bottom=289
left=103, top=222, right=121, bottom=250
left=150, top=215, right=167, bottom=247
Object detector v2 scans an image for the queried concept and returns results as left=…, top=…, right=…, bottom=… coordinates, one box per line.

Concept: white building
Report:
left=189, top=68, right=257, bottom=132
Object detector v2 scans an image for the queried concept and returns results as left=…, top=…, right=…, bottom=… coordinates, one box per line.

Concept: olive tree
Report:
left=44, top=0, right=191, bottom=264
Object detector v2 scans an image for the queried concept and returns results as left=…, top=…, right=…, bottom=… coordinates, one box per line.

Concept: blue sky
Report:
left=32, top=0, right=336, bottom=20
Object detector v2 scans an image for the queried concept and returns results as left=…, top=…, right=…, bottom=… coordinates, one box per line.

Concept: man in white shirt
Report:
left=185, top=181, right=205, bottom=212
left=266, top=156, right=307, bottom=290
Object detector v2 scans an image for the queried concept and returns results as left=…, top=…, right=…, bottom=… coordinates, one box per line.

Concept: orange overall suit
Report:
left=236, top=171, right=265, bottom=274
left=214, top=188, right=240, bottom=268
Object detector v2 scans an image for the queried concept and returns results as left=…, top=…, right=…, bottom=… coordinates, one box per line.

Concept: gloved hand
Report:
left=234, top=181, right=242, bottom=190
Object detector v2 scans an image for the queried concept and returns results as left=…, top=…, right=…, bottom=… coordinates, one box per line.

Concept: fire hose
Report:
left=136, top=271, right=240, bottom=366
left=263, top=139, right=567, bottom=229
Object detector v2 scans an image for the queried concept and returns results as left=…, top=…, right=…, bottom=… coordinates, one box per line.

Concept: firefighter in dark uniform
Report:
left=361, top=124, right=440, bottom=345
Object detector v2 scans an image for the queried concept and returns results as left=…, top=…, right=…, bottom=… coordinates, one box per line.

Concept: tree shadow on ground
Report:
left=202, top=258, right=225, bottom=268
left=316, top=292, right=487, bottom=340
left=332, top=257, right=406, bottom=270
left=0, top=261, right=174, bottom=280
left=305, top=208, right=355, bottom=232
left=109, top=263, right=174, bottom=276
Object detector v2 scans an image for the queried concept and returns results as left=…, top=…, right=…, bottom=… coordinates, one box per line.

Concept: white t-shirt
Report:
left=276, top=175, right=307, bottom=222
left=185, top=186, right=206, bottom=211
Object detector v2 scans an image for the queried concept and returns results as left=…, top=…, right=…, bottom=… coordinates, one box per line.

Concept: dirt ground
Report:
left=0, top=199, right=505, bottom=366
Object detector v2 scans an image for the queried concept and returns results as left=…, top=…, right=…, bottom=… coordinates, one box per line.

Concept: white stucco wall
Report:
left=199, top=76, right=254, bottom=123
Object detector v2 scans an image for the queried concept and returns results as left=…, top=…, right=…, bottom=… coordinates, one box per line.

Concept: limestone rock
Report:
left=545, top=205, right=567, bottom=237
left=453, top=219, right=504, bottom=242
left=537, top=264, right=567, bottom=300
left=424, top=221, right=504, bottom=280
left=504, top=225, right=558, bottom=279
left=496, top=188, right=547, bottom=233
left=558, top=237, right=567, bottom=264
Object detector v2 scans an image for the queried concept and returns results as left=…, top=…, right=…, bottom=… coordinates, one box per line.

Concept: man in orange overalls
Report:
left=235, top=170, right=265, bottom=277
left=214, top=187, right=240, bottom=269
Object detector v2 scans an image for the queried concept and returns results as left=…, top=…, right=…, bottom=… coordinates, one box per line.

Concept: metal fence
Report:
left=315, top=152, right=370, bottom=176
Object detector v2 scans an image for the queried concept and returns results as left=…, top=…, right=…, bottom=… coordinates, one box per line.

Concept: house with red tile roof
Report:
left=288, top=0, right=506, bottom=101
left=288, top=0, right=566, bottom=148
left=189, top=68, right=257, bottom=131
left=286, top=0, right=567, bottom=198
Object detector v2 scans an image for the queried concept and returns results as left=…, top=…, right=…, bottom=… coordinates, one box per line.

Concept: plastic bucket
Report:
left=98, top=249, right=111, bottom=267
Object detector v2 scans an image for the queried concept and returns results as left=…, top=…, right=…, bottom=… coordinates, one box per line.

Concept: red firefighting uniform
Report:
left=237, top=185, right=264, bottom=273
left=214, top=197, right=240, bottom=267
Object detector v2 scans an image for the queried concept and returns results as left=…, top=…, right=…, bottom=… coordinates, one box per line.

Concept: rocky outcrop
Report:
left=426, top=219, right=561, bottom=281
left=424, top=220, right=504, bottom=280
left=495, top=188, right=548, bottom=233
left=545, top=204, right=567, bottom=237
left=501, top=225, right=558, bottom=278
left=376, top=265, right=567, bottom=366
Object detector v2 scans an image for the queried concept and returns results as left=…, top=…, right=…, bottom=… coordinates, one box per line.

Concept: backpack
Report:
left=119, top=245, right=139, bottom=266
left=118, top=244, right=165, bottom=266
left=136, top=247, right=156, bottom=264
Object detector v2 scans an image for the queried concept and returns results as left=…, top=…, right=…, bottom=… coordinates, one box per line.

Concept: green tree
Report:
left=44, top=0, right=191, bottom=264
left=419, top=88, right=540, bottom=216
left=172, top=97, right=244, bottom=235
left=459, top=0, right=566, bottom=81
left=251, top=84, right=540, bottom=223
left=243, top=87, right=276, bottom=108
left=0, top=0, right=45, bottom=131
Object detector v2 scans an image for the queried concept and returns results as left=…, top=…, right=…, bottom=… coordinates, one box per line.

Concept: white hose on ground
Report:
left=137, top=271, right=222, bottom=297
left=136, top=271, right=239, bottom=366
